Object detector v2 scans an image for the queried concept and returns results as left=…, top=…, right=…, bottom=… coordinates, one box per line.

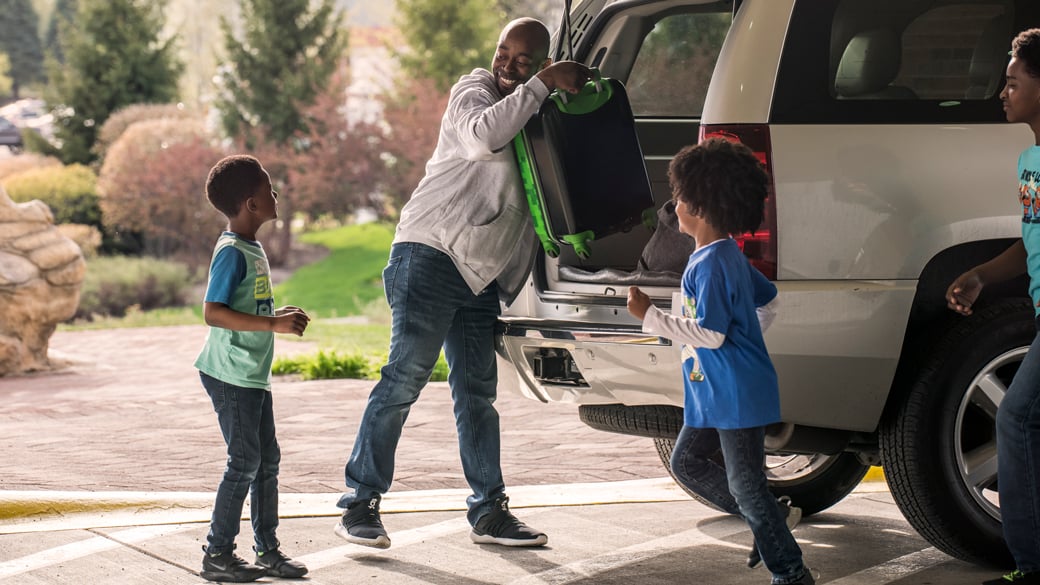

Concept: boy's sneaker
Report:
left=784, top=566, right=818, bottom=585
left=200, top=546, right=266, bottom=583
left=254, top=547, right=308, bottom=579
left=334, top=495, right=391, bottom=549
left=983, top=570, right=1040, bottom=584
left=748, top=495, right=803, bottom=569
left=470, top=496, right=548, bottom=547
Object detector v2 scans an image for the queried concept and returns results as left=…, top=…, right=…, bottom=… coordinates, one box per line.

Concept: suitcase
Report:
left=513, top=70, right=656, bottom=259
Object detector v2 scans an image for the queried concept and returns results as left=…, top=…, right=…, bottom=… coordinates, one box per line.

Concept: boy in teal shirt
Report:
left=194, top=155, right=311, bottom=583
left=947, top=29, right=1040, bottom=585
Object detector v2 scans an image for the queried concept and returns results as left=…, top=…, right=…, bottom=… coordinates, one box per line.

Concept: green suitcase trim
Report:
left=513, top=130, right=561, bottom=258
left=548, top=69, right=614, bottom=115
left=561, top=231, right=595, bottom=259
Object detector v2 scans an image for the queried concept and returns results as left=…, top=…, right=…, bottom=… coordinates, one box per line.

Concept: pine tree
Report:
left=393, top=0, right=503, bottom=94
left=216, top=0, right=346, bottom=147
left=0, top=0, right=45, bottom=99
left=44, top=0, right=77, bottom=64
left=48, top=0, right=183, bottom=164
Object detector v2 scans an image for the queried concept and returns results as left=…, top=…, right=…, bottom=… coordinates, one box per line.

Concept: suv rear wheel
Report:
left=881, top=300, right=1032, bottom=567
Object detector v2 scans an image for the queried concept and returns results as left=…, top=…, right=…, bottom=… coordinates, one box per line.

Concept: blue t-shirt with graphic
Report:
left=1020, top=146, right=1040, bottom=314
left=680, top=238, right=779, bottom=429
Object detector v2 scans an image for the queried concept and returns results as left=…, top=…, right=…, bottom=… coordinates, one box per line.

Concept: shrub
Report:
left=273, top=349, right=449, bottom=382
left=75, top=255, right=194, bottom=320
left=0, top=153, right=61, bottom=181
left=97, top=118, right=227, bottom=270
left=94, top=103, right=197, bottom=161
left=56, top=223, right=103, bottom=258
left=3, top=164, right=101, bottom=226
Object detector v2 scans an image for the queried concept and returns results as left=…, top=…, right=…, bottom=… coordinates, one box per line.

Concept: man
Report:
left=334, top=18, right=591, bottom=549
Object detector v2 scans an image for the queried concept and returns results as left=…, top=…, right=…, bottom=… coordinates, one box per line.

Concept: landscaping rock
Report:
left=0, top=186, right=85, bottom=375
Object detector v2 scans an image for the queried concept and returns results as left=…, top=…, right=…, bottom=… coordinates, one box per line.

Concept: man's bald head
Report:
left=500, top=18, right=551, bottom=59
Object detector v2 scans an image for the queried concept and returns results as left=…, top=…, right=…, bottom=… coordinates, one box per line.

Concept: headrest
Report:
left=969, top=14, right=1011, bottom=90
left=835, top=29, right=903, bottom=97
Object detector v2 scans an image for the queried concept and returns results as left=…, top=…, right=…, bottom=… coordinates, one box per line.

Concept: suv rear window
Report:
left=773, top=0, right=1037, bottom=124
left=626, top=11, right=731, bottom=117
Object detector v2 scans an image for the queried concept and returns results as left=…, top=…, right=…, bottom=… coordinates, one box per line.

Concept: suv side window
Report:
left=773, top=0, right=1033, bottom=124
left=626, top=12, right=731, bottom=117
left=833, top=2, right=1010, bottom=101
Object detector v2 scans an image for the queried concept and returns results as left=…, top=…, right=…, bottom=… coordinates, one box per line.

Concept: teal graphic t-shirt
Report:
left=194, top=232, right=276, bottom=389
left=1019, top=146, right=1040, bottom=315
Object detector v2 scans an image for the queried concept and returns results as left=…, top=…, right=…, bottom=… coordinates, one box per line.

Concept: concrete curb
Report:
left=0, top=474, right=890, bottom=535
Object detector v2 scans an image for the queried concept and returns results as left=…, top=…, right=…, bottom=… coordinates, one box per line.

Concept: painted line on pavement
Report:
left=824, top=547, right=952, bottom=585
left=0, top=524, right=197, bottom=580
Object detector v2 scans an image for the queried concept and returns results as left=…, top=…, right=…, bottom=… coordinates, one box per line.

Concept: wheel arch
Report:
left=884, top=238, right=1028, bottom=428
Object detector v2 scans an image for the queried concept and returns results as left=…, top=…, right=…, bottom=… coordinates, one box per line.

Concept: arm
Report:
left=204, top=303, right=310, bottom=336
left=757, top=296, right=779, bottom=333
left=643, top=304, right=726, bottom=349
left=627, top=286, right=726, bottom=349
left=451, top=61, right=591, bottom=158
left=946, top=240, right=1027, bottom=315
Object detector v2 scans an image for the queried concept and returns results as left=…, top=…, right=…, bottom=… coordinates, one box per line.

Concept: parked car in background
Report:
left=496, top=0, right=1040, bottom=568
left=0, top=116, right=23, bottom=153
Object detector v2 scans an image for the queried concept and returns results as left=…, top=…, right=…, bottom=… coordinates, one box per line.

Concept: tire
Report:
left=578, top=404, right=683, bottom=438
left=880, top=300, right=1031, bottom=567
left=654, top=437, right=868, bottom=516
left=579, top=404, right=868, bottom=516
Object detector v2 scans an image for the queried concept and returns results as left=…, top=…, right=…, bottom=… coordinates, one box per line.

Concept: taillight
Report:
left=698, top=124, right=777, bottom=280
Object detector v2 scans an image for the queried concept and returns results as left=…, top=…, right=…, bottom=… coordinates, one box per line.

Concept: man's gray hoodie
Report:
left=393, top=68, right=549, bottom=304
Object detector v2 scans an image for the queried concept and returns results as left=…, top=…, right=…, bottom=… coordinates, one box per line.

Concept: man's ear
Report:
left=539, top=58, right=552, bottom=71
left=245, top=197, right=257, bottom=213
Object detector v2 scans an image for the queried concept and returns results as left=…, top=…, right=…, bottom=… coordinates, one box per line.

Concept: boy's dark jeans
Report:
left=200, top=372, right=281, bottom=555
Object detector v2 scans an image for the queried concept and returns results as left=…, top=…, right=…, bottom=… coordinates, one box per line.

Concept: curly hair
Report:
left=667, top=137, right=769, bottom=236
left=205, top=155, right=267, bottom=219
left=1012, top=28, right=1040, bottom=79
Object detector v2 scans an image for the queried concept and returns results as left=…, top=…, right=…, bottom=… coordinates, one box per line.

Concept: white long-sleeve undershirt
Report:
left=642, top=296, right=779, bottom=349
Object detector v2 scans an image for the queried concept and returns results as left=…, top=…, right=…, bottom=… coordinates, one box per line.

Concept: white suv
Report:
left=496, top=0, right=1040, bottom=567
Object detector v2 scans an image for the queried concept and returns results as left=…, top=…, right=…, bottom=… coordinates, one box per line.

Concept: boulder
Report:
left=0, top=186, right=85, bottom=375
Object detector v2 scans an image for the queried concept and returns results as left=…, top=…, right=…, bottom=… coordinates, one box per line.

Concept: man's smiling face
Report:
left=492, top=23, right=549, bottom=96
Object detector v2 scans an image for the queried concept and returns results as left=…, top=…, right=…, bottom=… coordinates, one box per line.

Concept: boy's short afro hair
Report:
left=206, top=155, right=267, bottom=218
left=1012, top=28, right=1040, bottom=79
left=668, top=137, right=769, bottom=237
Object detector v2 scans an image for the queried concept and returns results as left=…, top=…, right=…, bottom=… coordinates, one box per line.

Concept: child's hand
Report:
left=627, top=286, right=652, bottom=320
left=945, top=271, right=982, bottom=316
left=273, top=306, right=310, bottom=336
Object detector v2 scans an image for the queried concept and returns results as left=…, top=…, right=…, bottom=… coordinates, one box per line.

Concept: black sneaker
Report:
left=747, top=495, right=802, bottom=569
left=788, top=567, right=818, bottom=585
left=983, top=570, right=1040, bottom=584
left=255, top=547, right=308, bottom=579
left=200, top=546, right=266, bottom=583
left=334, top=495, right=391, bottom=549
left=470, top=496, right=548, bottom=547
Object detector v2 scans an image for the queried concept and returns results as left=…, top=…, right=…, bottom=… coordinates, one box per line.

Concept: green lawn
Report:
left=274, top=222, right=395, bottom=318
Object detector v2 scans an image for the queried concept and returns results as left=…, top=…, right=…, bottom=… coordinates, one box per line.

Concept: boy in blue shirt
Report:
left=946, top=28, right=1040, bottom=585
left=627, top=138, right=814, bottom=585
left=194, top=155, right=311, bottom=583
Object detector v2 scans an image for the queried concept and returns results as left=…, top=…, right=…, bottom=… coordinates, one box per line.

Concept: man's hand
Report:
left=627, top=286, right=653, bottom=321
left=273, top=305, right=310, bottom=336
left=536, top=61, right=592, bottom=94
left=946, top=271, right=983, bottom=316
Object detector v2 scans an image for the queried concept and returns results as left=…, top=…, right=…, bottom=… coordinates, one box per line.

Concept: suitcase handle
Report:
left=550, top=69, right=611, bottom=114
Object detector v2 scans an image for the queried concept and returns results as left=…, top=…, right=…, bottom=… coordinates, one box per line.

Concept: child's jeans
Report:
left=200, top=372, right=281, bottom=555
left=996, top=330, right=1040, bottom=573
left=671, top=425, right=807, bottom=584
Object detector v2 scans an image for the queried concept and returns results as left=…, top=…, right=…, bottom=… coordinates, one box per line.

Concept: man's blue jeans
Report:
left=997, top=330, right=1040, bottom=573
left=200, top=372, right=281, bottom=555
left=671, top=425, right=807, bottom=584
left=339, top=243, right=504, bottom=525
